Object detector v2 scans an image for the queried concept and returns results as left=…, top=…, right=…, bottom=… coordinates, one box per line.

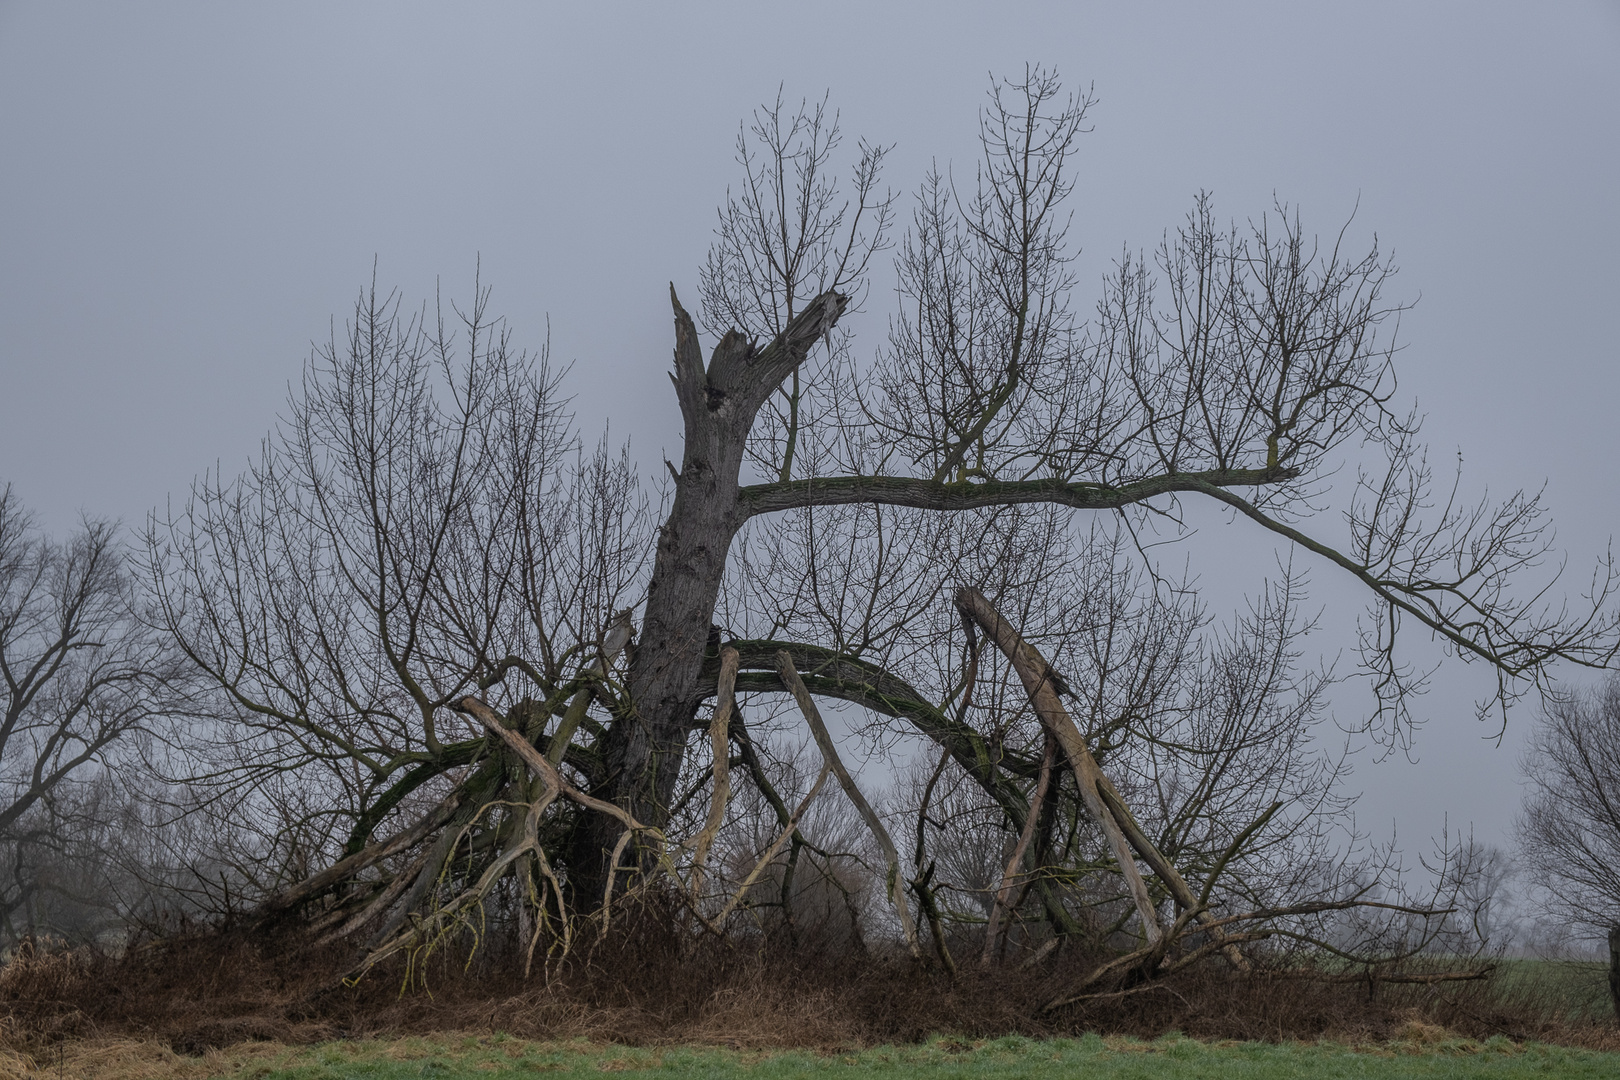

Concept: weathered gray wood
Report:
left=955, top=585, right=1251, bottom=969
left=953, top=586, right=1161, bottom=943
left=577, top=288, right=846, bottom=898
left=688, top=646, right=738, bottom=894
left=983, top=735, right=1054, bottom=966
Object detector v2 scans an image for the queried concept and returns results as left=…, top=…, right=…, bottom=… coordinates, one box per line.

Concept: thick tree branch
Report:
left=956, top=585, right=1250, bottom=969
left=705, top=640, right=1038, bottom=822
left=738, top=466, right=1298, bottom=520
left=689, top=646, right=737, bottom=893
left=713, top=291, right=849, bottom=412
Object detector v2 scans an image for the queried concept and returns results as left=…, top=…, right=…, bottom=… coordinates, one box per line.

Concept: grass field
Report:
left=1488, top=959, right=1614, bottom=1022
left=20, top=1032, right=1620, bottom=1080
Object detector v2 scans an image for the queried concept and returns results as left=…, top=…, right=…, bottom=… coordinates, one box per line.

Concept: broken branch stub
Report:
left=547, top=609, right=636, bottom=768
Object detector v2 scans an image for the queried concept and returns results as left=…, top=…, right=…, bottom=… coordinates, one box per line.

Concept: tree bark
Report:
left=738, top=468, right=1298, bottom=519
left=574, top=288, right=846, bottom=898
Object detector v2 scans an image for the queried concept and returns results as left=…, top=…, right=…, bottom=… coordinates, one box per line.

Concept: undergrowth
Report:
left=0, top=899, right=1614, bottom=1066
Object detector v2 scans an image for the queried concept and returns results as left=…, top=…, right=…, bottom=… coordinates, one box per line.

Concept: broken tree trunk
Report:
left=577, top=288, right=847, bottom=902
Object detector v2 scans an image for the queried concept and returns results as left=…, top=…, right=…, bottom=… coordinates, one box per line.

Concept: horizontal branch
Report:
left=738, top=466, right=1298, bottom=520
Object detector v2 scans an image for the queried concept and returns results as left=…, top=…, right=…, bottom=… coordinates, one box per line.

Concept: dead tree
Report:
left=146, top=68, right=1616, bottom=978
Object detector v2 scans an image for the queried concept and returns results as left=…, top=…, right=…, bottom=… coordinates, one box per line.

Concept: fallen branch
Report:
left=259, top=783, right=467, bottom=921
left=712, top=757, right=832, bottom=925
left=777, top=650, right=921, bottom=958
left=342, top=694, right=684, bottom=980
left=955, top=587, right=1161, bottom=944
left=983, top=733, right=1055, bottom=966
left=688, top=646, right=738, bottom=895
left=956, top=585, right=1249, bottom=971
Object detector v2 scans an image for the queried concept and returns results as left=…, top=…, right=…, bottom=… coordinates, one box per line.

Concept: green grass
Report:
left=230, top=1033, right=1620, bottom=1080
left=1489, top=958, right=1614, bottom=1022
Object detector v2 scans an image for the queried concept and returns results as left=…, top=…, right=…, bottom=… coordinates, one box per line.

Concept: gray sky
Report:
left=2, top=2, right=1617, bottom=857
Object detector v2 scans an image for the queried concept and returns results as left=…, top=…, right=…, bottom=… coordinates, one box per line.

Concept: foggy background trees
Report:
left=0, top=486, right=183, bottom=943
left=1517, top=675, right=1620, bottom=940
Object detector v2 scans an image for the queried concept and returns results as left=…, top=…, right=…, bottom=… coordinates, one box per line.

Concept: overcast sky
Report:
left=2, top=2, right=1617, bottom=857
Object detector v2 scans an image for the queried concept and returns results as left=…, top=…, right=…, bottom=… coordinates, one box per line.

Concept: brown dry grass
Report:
left=0, top=1036, right=305, bottom=1080
left=1, top=900, right=1615, bottom=1069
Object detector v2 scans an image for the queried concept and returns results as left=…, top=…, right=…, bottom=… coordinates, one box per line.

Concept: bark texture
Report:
left=576, top=288, right=846, bottom=891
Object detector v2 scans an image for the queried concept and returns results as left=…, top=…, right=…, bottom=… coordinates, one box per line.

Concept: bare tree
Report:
left=1518, top=675, right=1620, bottom=945
left=0, top=486, right=176, bottom=944
left=147, top=278, right=652, bottom=941
left=144, top=67, right=1614, bottom=990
